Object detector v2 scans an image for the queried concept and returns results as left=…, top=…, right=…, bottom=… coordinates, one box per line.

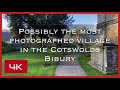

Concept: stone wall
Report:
left=10, top=43, right=25, bottom=50
left=90, top=14, right=118, bottom=74
left=106, top=46, right=118, bottom=73
left=97, top=14, right=118, bottom=23
left=90, top=46, right=118, bottom=73
left=106, top=23, right=118, bottom=45
left=89, top=46, right=104, bottom=72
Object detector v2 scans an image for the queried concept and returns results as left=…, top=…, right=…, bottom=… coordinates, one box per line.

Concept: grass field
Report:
left=78, top=54, right=118, bottom=76
left=2, top=50, right=64, bottom=76
left=2, top=50, right=118, bottom=76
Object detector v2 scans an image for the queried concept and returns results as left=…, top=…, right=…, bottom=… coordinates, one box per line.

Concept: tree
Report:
left=4, top=14, right=74, bottom=39
left=4, top=15, right=28, bottom=39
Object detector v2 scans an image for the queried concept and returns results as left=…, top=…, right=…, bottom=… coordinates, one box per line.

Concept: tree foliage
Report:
left=4, top=14, right=74, bottom=39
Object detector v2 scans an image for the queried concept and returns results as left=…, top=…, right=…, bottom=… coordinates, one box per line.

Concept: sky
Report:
left=72, top=14, right=97, bottom=24
left=2, top=15, right=9, bottom=30
left=2, top=14, right=97, bottom=30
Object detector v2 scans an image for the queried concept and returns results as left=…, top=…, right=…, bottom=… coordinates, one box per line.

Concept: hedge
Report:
left=2, top=41, right=13, bottom=53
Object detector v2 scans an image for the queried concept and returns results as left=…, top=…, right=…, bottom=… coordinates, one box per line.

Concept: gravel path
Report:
left=54, top=53, right=87, bottom=76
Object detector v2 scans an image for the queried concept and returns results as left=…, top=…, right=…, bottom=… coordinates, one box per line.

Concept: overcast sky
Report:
left=2, top=14, right=97, bottom=30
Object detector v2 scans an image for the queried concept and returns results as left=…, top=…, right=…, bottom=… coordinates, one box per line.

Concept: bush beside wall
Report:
left=2, top=41, right=13, bottom=53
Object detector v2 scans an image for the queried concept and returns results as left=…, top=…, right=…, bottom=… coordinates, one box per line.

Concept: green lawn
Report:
left=2, top=50, right=64, bottom=76
left=3, top=50, right=118, bottom=76
left=78, top=54, right=118, bottom=76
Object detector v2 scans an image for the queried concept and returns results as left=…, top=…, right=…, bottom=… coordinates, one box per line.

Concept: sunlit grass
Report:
left=78, top=54, right=118, bottom=76
left=2, top=50, right=63, bottom=76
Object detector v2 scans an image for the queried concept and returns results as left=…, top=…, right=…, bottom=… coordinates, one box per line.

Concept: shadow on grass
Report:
left=78, top=54, right=118, bottom=76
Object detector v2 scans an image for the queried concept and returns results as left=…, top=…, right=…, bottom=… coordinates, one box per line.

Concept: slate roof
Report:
left=2, top=31, right=12, bottom=41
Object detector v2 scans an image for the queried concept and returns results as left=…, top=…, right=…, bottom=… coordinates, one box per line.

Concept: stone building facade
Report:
left=89, top=14, right=118, bottom=73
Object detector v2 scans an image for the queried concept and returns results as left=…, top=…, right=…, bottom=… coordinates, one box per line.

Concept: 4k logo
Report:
left=5, top=60, right=28, bottom=73
left=9, top=64, right=23, bottom=70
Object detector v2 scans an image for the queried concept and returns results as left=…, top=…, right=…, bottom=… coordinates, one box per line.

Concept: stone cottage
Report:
left=89, top=14, right=118, bottom=73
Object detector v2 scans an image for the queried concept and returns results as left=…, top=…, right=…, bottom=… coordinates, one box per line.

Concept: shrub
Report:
left=2, top=41, right=13, bottom=53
